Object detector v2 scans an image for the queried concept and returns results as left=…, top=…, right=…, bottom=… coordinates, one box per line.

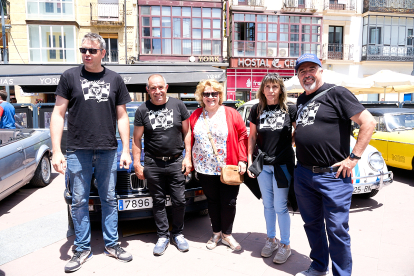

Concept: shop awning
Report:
left=0, top=63, right=227, bottom=93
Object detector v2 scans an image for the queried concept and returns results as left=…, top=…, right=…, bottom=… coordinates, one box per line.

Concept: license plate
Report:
left=353, top=185, right=372, bottom=194
left=118, top=196, right=172, bottom=211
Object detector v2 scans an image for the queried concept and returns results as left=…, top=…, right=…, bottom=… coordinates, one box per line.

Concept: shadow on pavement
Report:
left=389, top=166, right=414, bottom=187
left=0, top=268, right=5, bottom=276
left=349, top=196, right=383, bottom=213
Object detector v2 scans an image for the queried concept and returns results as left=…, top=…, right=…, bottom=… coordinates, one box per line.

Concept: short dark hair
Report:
left=0, top=90, right=7, bottom=101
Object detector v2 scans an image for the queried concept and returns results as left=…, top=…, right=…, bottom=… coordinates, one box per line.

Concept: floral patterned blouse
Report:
left=192, top=106, right=228, bottom=175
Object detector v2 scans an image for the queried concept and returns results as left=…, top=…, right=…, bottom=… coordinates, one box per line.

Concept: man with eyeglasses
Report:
left=50, top=32, right=133, bottom=273
left=132, top=74, right=192, bottom=256
left=293, top=54, right=375, bottom=276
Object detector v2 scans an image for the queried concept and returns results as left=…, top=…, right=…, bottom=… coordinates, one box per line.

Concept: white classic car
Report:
left=237, top=99, right=393, bottom=198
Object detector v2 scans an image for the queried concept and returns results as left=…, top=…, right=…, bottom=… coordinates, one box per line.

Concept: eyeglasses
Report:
left=79, top=48, right=102, bottom=54
left=203, top=92, right=219, bottom=98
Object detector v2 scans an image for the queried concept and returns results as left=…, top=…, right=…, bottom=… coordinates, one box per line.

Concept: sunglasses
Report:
left=203, top=92, right=219, bottom=98
left=79, top=48, right=102, bottom=54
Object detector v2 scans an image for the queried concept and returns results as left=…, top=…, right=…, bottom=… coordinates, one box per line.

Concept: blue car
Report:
left=64, top=102, right=208, bottom=228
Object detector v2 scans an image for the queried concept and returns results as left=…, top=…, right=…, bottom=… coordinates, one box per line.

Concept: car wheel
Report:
left=30, top=154, right=51, bottom=187
left=360, top=189, right=379, bottom=198
left=198, top=209, right=209, bottom=216
left=67, top=205, right=74, bottom=230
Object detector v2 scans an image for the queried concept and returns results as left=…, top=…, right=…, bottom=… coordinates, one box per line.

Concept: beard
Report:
left=302, top=77, right=317, bottom=91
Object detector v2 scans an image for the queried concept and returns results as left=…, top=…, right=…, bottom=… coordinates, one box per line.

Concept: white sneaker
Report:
left=273, top=244, right=291, bottom=264
left=261, top=238, right=279, bottom=258
left=295, top=266, right=329, bottom=276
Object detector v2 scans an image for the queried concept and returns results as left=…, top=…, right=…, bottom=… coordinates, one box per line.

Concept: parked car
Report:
left=0, top=129, right=52, bottom=201
left=238, top=100, right=393, bottom=198
left=354, top=108, right=414, bottom=171
left=64, top=102, right=208, bottom=227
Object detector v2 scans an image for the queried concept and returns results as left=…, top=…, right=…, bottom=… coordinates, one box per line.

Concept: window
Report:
left=26, top=0, right=74, bottom=19
left=369, top=27, right=382, bottom=44
left=140, top=6, right=222, bottom=56
left=233, top=13, right=322, bottom=58
left=101, top=33, right=118, bottom=63
left=28, top=25, right=76, bottom=63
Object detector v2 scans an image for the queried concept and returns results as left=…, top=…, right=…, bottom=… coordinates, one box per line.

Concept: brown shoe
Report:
left=206, top=233, right=221, bottom=250
left=221, top=234, right=241, bottom=251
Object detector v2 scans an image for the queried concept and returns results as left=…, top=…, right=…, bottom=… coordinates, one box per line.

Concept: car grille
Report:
left=116, top=171, right=147, bottom=193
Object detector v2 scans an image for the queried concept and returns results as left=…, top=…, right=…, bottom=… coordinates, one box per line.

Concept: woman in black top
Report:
left=247, top=73, right=297, bottom=264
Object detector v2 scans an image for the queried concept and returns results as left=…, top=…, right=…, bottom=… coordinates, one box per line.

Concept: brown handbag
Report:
left=202, top=109, right=244, bottom=186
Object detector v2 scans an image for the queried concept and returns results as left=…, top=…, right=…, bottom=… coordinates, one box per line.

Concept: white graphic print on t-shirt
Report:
left=260, top=109, right=286, bottom=131
left=148, top=108, right=174, bottom=130
left=81, top=79, right=110, bottom=102
left=296, top=101, right=321, bottom=126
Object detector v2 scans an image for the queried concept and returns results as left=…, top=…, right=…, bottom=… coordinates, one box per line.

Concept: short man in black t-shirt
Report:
left=293, top=54, right=376, bottom=276
left=132, top=74, right=192, bottom=256
left=50, top=33, right=133, bottom=273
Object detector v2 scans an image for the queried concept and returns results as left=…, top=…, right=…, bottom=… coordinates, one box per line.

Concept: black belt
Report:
left=300, top=164, right=339, bottom=173
left=147, top=153, right=181, bottom=162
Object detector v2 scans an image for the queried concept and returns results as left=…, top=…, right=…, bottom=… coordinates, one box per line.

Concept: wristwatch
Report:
left=349, top=153, right=361, bottom=160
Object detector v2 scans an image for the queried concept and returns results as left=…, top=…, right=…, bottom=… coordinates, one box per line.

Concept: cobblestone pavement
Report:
left=0, top=167, right=413, bottom=276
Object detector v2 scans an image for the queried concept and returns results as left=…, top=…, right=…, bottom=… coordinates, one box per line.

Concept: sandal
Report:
left=221, top=234, right=241, bottom=251
left=206, top=233, right=221, bottom=250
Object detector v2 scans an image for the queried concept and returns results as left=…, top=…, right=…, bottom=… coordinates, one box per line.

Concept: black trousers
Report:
left=144, top=155, right=186, bottom=238
left=198, top=173, right=240, bottom=235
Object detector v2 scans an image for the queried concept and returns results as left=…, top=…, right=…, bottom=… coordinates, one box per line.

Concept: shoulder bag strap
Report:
left=202, top=109, right=221, bottom=163
left=296, top=85, right=336, bottom=120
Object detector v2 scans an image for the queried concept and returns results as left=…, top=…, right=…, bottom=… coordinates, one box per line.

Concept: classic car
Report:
left=0, top=128, right=52, bottom=201
left=64, top=102, right=208, bottom=228
left=354, top=108, right=414, bottom=171
left=238, top=99, right=393, bottom=198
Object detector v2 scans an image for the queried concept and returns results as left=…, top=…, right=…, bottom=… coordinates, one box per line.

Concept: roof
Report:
left=367, top=108, right=414, bottom=116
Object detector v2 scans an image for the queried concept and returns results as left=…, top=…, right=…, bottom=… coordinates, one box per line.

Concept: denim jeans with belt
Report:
left=257, top=164, right=291, bottom=245
left=67, top=149, right=118, bottom=252
left=294, top=163, right=353, bottom=276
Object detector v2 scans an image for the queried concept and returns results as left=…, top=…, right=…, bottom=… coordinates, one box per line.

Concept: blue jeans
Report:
left=67, top=149, right=118, bottom=252
left=257, top=165, right=291, bottom=245
left=294, top=163, right=353, bottom=276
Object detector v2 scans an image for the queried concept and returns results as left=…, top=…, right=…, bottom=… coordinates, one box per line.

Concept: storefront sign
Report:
left=234, top=58, right=297, bottom=69
left=198, top=56, right=220, bottom=62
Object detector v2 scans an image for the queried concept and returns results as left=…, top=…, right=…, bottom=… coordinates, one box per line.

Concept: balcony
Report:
left=361, top=45, right=414, bottom=61
left=324, top=0, right=356, bottom=11
left=363, top=0, right=414, bottom=14
left=322, top=43, right=354, bottom=60
left=90, top=3, right=124, bottom=26
left=281, top=0, right=316, bottom=13
left=102, top=50, right=119, bottom=64
left=230, top=0, right=266, bottom=11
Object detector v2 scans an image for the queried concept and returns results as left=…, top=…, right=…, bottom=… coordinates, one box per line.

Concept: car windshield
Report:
left=116, top=106, right=138, bottom=138
left=385, top=113, right=414, bottom=131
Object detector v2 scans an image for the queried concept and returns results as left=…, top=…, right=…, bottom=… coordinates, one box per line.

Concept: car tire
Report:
left=30, top=154, right=51, bottom=187
left=360, top=189, right=379, bottom=198
left=67, top=205, right=74, bottom=230
left=198, top=209, right=209, bottom=216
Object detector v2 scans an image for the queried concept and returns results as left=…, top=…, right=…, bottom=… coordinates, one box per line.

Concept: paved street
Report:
left=0, top=167, right=413, bottom=276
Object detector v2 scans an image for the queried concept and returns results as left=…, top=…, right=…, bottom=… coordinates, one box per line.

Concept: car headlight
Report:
left=368, top=152, right=384, bottom=171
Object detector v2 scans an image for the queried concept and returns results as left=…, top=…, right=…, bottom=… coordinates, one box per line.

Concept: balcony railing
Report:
left=283, top=0, right=315, bottom=9
left=363, top=0, right=414, bottom=14
left=362, top=45, right=414, bottom=61
left=324, top=0, right=356, bottom=11
left=90, top=3, right=124, bottom=26
left=232, top=41, right=322, bottom=58
left=322, top=43, right=354, bottom=60
left=230, top=0, right=265, bottom=6
left=102, top=50, right=119, bottom=64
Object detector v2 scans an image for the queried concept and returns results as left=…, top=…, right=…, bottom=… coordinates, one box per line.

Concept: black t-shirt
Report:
left=295, top=83, right=365, bottom=167
left=134, top=97, right=190, bottom=156
left=55, top=66, right=131, bottom=150
left=249, top=103, right=297, bottom=161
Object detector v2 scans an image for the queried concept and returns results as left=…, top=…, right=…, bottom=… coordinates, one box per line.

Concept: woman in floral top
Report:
left=189, top=79, right=248, bottom=251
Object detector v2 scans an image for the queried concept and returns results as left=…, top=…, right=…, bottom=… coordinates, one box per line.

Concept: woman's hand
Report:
left=238, top=161, right=247, bottom=175
left=246, top=163, right=256, bottom=178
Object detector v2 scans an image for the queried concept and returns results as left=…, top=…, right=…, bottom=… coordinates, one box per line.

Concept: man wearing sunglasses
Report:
left=132, top=74, right=192, bottom=256
left=50, top=33, right=133, bottom=273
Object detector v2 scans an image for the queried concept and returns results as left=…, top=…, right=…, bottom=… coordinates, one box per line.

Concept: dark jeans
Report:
left=198, top=173, right=240, bottom=235
left=144, top=155, right=186, bottom=238
left=294, top=163, right=353, bottom=276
